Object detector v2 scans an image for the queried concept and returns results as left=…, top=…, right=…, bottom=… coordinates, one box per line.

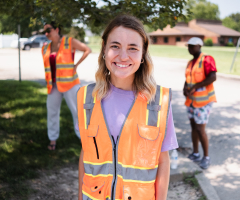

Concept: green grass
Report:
left=183, top=173, right=207, bottom=200
left=150, top=45, right=240, bottom=75
left=88, top=39, right=240, bottom=75
left=0, top=80, right=81, bottom=199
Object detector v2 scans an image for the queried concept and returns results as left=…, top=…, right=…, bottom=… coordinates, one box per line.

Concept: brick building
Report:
left=149, top=19, right=240, bottom=46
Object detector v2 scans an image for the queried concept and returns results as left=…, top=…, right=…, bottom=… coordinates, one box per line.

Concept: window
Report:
left=228, top=37, right=233, bottom=43
left=152, top=37, right=157, bottom=44
left=176, top=37, right=181, bottom=42
left=164, top=37, right=168, bottom=43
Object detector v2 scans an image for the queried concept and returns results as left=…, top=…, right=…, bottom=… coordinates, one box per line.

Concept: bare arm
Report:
left=183, top=81, right=189, bottom=97
left=189, top=71, right=216, bottom=96
left=155, top=151, right=170, bottom=200
left=78, top=150, right=84, bottom=200
left=72, top=38, right=92, bottom=73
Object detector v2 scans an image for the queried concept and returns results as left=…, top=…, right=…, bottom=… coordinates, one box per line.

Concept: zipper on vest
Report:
left=111, top=135, right=117, bottom=200
left=93, top=137, right=99, bottom=159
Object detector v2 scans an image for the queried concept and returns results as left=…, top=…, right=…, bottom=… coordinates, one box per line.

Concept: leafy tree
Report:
left=223, top=13, right=240, bottom=32
left=184, top=0, right=220, bottom=21
left=0, top=0, right=190, bottom=37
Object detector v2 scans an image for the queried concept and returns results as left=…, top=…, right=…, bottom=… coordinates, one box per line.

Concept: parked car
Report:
left=10, top=38, right=28, bottom=48
left=23, top=35, right=49, bottom=50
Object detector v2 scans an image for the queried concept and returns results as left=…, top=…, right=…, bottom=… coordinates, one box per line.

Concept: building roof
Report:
left=197, top=23, right=240, bottom=37
left=149, top=25, right=204, bottom=36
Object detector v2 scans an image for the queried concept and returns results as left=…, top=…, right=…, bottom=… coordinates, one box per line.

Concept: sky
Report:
left=207, top=0, right=240, bottom=19
left=95, top=0, right=239, bottom=19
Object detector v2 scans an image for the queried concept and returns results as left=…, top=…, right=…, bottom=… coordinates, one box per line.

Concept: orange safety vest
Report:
left=42, top=36, right=80, bottom=94
left=77, top=83, right=171, bottom=200
left=185, top=53, right=216, bottom=108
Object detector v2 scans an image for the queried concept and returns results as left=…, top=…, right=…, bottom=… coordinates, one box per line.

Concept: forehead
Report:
left=44, top=24, right=52, bottom=29
left=107, top=26, right=143, bottom=46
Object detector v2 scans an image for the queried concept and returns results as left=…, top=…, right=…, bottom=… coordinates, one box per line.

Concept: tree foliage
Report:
left=0, top=0, right=189, bottom=37
left=223, top=13, right=240, bottom=32
left=185, top=0, right=220, bottom=21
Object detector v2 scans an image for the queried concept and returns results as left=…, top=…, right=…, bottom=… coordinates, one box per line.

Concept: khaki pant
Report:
left=47, top=83, right=80, bottom=141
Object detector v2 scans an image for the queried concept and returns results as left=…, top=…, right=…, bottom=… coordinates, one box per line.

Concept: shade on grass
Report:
left=0, top=80, right=81, bottom=199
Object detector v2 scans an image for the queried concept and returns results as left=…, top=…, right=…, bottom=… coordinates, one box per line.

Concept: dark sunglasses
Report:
left=42, top=27, right=53, bottom=34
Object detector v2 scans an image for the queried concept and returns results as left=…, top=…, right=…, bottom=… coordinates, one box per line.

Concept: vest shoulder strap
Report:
left=83, top=83, right=96, bottom=129
left=63, top=36, right=71, bottom=50
left=42, top=42, right=50, bottom=55
left=198, top=54, right=208, bottom=68
left=146, top=85, right=171, bottom=128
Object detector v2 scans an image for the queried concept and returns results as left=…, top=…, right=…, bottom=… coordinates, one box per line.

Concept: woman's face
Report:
left=43, top=24, right=59, bottom=40
left=104, top=26, right=143, bottom=86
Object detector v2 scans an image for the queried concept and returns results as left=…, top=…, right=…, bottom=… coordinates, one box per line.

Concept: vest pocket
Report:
left=87, top=125, right=99, bottom=159
left=82, top=178, right=106, bottom=199
left=136, top=124, right=161, bottom=168
left=194, top=71, right=205, bottom=82
left=138, top=124, right=159, bottom=141
left=123, top=183, right=155, bottom=200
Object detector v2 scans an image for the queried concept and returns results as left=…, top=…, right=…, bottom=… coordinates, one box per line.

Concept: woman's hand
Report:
left=72, top=38, right=91, bottom=74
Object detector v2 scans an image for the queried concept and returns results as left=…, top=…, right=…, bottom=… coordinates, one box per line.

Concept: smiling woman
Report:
left=77, top=15, right=178, bottom=200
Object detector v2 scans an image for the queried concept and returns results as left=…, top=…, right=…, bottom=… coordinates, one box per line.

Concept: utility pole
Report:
left=18, top=24, right=21, bottom=82
left=230, top=37, right=240, bottom=72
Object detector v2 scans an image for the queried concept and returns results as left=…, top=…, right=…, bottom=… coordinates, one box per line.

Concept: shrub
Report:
left=226, top=42, right=234, bottom=47
left=204, top=38, right=213, bottom=46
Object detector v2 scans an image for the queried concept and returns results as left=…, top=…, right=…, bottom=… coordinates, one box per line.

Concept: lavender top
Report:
left=102, top=85, right=178, bottom=152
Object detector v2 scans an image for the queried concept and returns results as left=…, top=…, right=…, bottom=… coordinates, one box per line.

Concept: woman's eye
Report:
left=129, top=48, right=138, bottom=51
left=111, top=45, right=119, bottom=49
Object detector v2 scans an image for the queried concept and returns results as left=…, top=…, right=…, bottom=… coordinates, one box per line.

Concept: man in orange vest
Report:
left=183, top=37, right=217, bottom=169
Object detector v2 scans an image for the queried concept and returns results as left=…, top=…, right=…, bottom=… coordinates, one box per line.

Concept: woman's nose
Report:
left=119, top=49, right=129, bottom=61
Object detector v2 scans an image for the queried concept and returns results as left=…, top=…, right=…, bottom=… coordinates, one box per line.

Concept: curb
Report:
left=217, top=72, right=240, bottom=80
left=195, top=173, right=220, bottom=200
left=170, top=152, right=220, bottom=200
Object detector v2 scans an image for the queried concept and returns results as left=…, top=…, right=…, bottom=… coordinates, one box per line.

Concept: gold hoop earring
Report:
left=141, top=58, right=144, bottom=63
left=103, top=54, right=105, bottom=59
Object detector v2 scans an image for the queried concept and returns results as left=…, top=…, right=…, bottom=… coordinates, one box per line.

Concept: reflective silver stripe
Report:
left=147, top=85, right=161, bottom=127
left=84, top=162, right=112, bottom=176
left=198, top=54, right=207, bottom=68
left=164, top=88, right=171, bottom=140
left=82, top=192, right=93, bottom=200
left=56, top=64, right=74, bottom=69
left=209, top=91, right=215, bottom=97
left=49, top=80, right=52, bottom=85
left=187, top=83, right=193, bottom=88
left=84, top=161, right=157, bottom=183
left=56, top=74, right=78, bottom=82
left=83, top=192, right=110, bottom=200
left=43, top=43, right=50, bottom=55
left=194, top=96, right=209, bottom=101
left=45, top=68, right=51, bottom=72
left=118, top=163, right=158, bottom=182
left=83, top=83, right=96, bottom=129
left=64, top=36, right=69, bottom=49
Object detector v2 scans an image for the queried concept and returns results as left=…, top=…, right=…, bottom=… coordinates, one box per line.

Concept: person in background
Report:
left=42, top=21, right=91, bottom=150
left=77, top=15, right=178, bottom=200
left=183, top=37, right=217, bottom=169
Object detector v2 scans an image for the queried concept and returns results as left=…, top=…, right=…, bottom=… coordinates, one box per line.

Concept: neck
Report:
left=193, top=51, right=201, bottom=59
left=110, top=76, right=134, bottom=91
left=51, top=35, right=61, bottom=45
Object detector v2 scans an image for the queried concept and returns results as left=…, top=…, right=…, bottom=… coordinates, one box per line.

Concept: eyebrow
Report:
left=110, top=41, right=139, bottom=47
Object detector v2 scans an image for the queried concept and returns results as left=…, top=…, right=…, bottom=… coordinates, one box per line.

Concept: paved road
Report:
left=1, top=48, right=240, bottom=200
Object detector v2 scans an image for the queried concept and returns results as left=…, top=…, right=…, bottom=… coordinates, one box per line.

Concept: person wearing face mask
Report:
left=183, top=37, right=217, bottom=169
left=41, top=21, right=91, bottom=150
left=77, top=15, right=178, bottom=200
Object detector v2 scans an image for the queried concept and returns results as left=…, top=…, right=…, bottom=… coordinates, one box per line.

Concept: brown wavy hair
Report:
left=93, top=14, right=156, bottom=101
